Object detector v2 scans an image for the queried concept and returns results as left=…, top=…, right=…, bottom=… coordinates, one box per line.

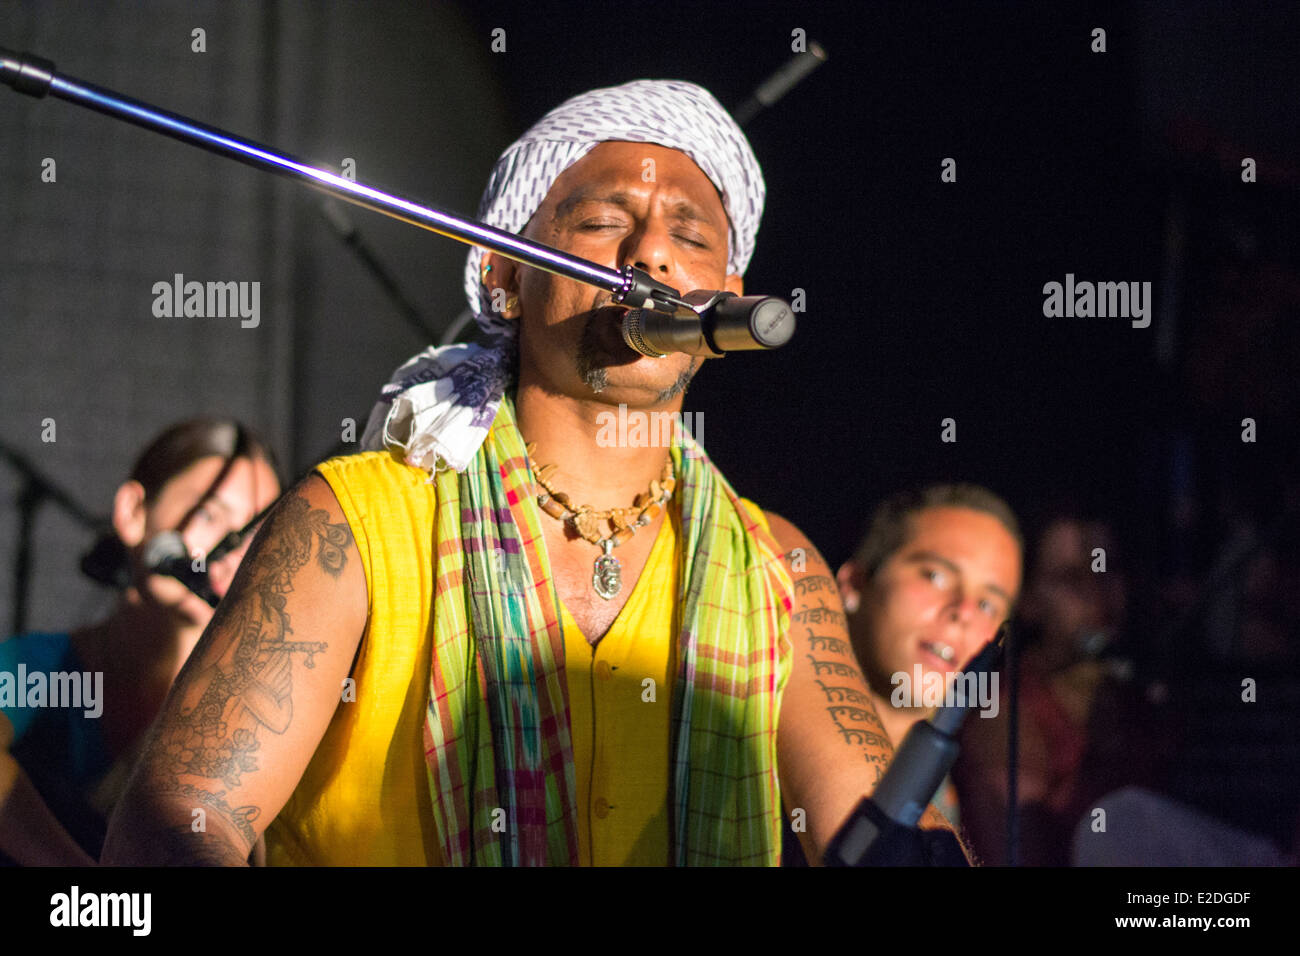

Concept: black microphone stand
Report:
left=0, top=442, right=103, bottom=635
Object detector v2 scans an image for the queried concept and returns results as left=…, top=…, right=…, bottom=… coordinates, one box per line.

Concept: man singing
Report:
left=104, top=80, right=944, bottom=866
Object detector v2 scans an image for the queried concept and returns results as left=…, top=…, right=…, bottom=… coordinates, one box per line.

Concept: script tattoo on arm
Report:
left=793, top=575, right=836, bottom=596
left=146, top=491, right=352, bottom=849
left=795, top=573, right=892, bottom=779
left=791, top=599, right=847, bottom=630
left=771, top=516, right=903, bottom=860
left=806, top=628, right=851, bottom=655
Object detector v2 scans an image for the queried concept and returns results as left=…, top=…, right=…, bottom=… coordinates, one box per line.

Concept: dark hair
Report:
left=81, top=418, right=280, bottom=588
left=129, top=418, right=278, bottom=500
left=854, top=483, right=1023, bottom=579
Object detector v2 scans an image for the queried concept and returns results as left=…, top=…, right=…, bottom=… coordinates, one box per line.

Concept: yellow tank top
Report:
left=265, top=451, right=768, bottom=866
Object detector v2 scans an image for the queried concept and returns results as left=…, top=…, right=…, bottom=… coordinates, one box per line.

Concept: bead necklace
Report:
left=525, top=441, right=675, bottom=600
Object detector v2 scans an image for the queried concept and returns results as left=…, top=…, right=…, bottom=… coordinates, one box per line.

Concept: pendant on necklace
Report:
left=592, top=538, right=622, bottom=600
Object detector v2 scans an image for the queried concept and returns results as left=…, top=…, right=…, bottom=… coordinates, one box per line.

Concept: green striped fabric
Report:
left=423, top=393, right=794, bottom=865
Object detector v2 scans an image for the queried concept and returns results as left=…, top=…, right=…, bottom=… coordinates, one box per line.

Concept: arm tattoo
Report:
left=827, top=706, right=891, bottom=748
left=791, top=599, right=846, bottom=630
left=806, top=654, right=862, bottom=680
left=147, top=490, right=352, bottom=849
left=795, top=586, right=892, bottom=768
left=793, top=575, right=836, bottom=596
left=806, top=629, right=851, bottom=655
left=815, top=681, right=873, bottom=706
left=790, top=545, right=828, bottom=568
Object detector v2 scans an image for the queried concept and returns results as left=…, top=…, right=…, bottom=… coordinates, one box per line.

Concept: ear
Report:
left=482, top=251, right=524, bottom=317
left=836, top=559, right=867, bottom=615
left=483, top=251, right=521, bottom=294
left=724, top=272, right=744, bottom=296
left=112, top=479, right=148, bottom=548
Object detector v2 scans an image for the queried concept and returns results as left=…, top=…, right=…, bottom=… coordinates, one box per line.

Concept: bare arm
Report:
left=768, top=513, right=956, bottom=865
left=0, top=712, right=96, bottom=865
left=101, top=474, right=367, bottom=865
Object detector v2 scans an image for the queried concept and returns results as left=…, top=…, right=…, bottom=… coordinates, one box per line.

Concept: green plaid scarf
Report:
left=423, top=394, right=794, bottom=865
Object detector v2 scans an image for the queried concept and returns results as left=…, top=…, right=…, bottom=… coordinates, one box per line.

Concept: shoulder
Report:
left=733, top=501, right=815, bottom=555
left=757, top=511, right=829, bottom=572
left=316, top=450, right=434, bottom=492
left=760, top=510, right=800, bottom=548
left=314, top=451, right=442, bottom=528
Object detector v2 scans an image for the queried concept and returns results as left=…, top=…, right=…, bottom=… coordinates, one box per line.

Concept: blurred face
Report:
left=122, top=455, right=280, bottom=623
left=848, top=507, right=1022, bottom=696
left=492, top=141, right=744, bottom=408
left=1025, top=519, right=1126, bottom=654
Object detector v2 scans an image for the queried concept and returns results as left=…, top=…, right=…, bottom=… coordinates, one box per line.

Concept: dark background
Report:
left=2, top=1, right=1297, bottom=853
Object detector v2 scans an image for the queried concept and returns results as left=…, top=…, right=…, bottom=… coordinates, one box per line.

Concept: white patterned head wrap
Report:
left=465, top=78, right=765, bottom=336
left=362, top=79, right=764, bottom=472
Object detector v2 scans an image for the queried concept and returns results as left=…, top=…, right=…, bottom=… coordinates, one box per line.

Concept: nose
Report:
left=623, top=212, right=675, bottom=280
left=944, top=589, right=977, bottom=625
left=941, top=592, right=981, bottom=642
left=942, top=595, right=998, bottom=668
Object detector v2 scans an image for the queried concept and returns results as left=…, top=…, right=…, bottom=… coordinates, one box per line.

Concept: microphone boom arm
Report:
left=0, top=47, right=744, bottom=321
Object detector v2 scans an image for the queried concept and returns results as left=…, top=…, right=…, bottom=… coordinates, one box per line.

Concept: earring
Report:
left=504, top=294, right=519, bottom=317
left=481, top=262, right=493, bottom=283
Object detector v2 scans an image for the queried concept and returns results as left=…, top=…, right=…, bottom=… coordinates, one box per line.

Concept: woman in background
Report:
left=0, top=419, right=280, bottom=864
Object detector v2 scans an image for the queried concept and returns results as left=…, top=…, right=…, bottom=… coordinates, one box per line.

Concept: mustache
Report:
left=576, top=295, right=615, bottom=392
left=590, top=290, right=620, bottom=312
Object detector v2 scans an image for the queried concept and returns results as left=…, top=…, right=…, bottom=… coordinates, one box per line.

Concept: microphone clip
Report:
left=614, top=266, right=693, bottom=315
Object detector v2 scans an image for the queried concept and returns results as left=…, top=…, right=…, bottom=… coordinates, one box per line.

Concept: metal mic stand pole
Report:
left=0, top=48, right=696, bottom=321
left=1, top=45, right=797, bottom=601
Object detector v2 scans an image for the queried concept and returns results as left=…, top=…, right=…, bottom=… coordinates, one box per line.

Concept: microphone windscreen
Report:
left=142, top=530, right=188, bottom=569
left=621, top=309, right=664, bottom=357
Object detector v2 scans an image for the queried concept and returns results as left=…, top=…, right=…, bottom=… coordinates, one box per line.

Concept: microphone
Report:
left=621, top=290, right=796, bottom=358
left=869, top=635, right=1003, bottom=828
left=823, top=625, right=1008, bottom=866
left=142, top=531, right=219, bottom=608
